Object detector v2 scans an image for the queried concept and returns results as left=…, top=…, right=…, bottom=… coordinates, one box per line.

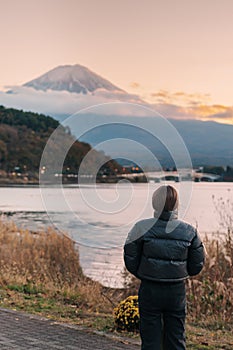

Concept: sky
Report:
left=0, top=0, right=232, bottom=123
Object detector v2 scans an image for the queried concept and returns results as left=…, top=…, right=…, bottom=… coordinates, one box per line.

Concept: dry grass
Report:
left=187, top=196, right=233, bottom=326
left=187, top=231, right=233, bottom=326
left=0, top=220, right=82, bottom=288
left=0, top=220, right=119, bottom=314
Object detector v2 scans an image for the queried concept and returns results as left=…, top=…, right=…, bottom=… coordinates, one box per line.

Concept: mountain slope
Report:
left=171, top=119, right=233, bottom=166
left=0, top=106, right=121, bottom=178
left=23, top=64, right=124, bottom=94
left=76, top=115, right=233, bottom=167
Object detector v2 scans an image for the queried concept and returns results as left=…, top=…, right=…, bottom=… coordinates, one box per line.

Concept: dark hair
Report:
left=152, top=185, right=179, bottom=212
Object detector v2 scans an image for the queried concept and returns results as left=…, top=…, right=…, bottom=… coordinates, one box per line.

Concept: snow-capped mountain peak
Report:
left=23, top=64, right=124, bottom=94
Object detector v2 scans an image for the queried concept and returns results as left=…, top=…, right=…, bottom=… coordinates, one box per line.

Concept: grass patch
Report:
left=186, top=324, right=233, bottom=349
left=7, top=283, right=43, bottom=295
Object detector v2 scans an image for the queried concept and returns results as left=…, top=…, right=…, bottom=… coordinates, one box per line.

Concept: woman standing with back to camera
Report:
left=124, top=185, right=205, bottom=350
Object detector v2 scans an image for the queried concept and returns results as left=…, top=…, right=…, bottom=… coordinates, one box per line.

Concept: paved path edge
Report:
left=0, top=307, right=140, bottom=347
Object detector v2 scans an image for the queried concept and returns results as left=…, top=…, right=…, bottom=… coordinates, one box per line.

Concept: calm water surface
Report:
left=0, top=182, right=232, bottom=287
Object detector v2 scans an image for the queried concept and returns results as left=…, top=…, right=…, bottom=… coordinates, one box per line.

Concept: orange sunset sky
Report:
left=0, top=0, right=232, bottom=123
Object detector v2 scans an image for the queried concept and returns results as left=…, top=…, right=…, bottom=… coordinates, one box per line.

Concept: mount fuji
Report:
left=23, top=64, right=125, bottom=94
left=4, top=64, right=144, bottom=118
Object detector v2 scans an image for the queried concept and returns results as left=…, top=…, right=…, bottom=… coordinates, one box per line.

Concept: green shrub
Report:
left=114, top=295, right=139, bottom=332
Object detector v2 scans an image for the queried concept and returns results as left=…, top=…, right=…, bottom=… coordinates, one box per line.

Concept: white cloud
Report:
left=0, top=86, right=148, bottom=117
left=0, top=86, right=232, bottom=124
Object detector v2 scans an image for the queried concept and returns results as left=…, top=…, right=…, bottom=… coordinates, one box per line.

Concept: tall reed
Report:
left=0, top=220, right=115, bottom=313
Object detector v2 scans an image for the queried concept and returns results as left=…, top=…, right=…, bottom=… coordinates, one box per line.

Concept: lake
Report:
left=0, top=182, right=232, bottom=287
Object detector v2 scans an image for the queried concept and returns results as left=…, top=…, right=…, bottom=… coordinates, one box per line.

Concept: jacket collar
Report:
left=154, top=209, right=178, bottom=221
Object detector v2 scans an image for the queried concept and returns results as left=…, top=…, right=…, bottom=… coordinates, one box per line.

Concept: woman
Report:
left=124, top=185, right=205, bottom=350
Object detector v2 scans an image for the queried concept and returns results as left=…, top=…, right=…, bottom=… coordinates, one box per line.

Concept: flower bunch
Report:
left=114, top=295, right=139, bottom=332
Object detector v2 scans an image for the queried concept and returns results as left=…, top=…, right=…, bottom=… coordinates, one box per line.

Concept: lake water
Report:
left=0, top=182, right=232, bottom=287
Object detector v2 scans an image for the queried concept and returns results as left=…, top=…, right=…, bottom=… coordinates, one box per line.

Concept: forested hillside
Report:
left=0, top=106, right=120, bottom=182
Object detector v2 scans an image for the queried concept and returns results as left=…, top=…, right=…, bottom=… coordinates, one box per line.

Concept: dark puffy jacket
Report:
left=124, top=211, right=205, bottom=282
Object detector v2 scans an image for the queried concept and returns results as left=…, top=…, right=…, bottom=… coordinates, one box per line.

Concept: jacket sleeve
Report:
left=187, top=230, right=205, bottom=276
left=124, top=223, right=144, bottom=278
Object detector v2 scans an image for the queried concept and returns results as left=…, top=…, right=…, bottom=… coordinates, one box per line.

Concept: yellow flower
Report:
left=114, top=295, right=139, bottom=332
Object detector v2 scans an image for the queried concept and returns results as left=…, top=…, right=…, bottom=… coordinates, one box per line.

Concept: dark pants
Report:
left=138, top=280, right=186, bottom=350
